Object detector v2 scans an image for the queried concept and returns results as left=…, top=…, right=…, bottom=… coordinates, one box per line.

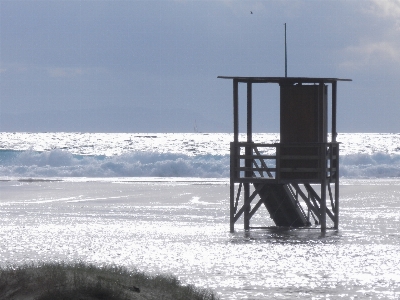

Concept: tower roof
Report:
left=217, top=76, right=351, bottom=84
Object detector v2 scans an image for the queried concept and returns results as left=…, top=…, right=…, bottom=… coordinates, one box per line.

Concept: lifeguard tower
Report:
left=218, top=76, right=351, bottom=232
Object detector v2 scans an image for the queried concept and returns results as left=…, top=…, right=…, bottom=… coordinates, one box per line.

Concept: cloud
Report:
left=369, top=0, right=400, bottom=31
left=339, top=0, right=400, bottom=70
left=369, top=0, right=400, bottom=18
left=0, top=63, right=97, bottom=78
left=47, top=67, right=86, bottom=78
left=340, top=40, right=400, bottom=69
left=0, top=63, right=29, bottom=74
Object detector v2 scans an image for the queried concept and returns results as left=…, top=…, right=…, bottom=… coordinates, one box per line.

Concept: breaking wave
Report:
left=0, top=149, right=229, bottom=178
left=340, top=153, right=400, bottom=178
left=1, top=149, right=400, bottom=179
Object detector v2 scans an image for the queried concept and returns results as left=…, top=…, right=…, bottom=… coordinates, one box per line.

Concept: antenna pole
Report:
left=285, top=23, right=287, bottom=77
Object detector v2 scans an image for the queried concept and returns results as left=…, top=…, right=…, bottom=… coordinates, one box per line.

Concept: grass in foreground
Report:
left=0, top=262, right=220, bottom=300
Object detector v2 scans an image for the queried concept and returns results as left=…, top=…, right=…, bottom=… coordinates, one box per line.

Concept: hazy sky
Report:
left=1, top=0, right=399, bottom=132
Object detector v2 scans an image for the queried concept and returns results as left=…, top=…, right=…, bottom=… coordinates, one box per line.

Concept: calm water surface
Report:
left=0, top=178, right=399, bottom=299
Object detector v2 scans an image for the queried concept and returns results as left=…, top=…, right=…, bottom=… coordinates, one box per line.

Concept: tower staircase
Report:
left=254, top=182, right=309, bottom=227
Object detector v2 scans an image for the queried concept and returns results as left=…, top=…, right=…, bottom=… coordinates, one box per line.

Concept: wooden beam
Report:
left=334, top=145, right=340, bottom=229
left=244, top=82, right=253, bottom=230
left=238, top=155, right=276, bottom=159
left=247, top=82, right=252, bottom=142
left=304, top=184, right=335, bottom=223
left=291, top=184, right=320, bottom=219
left=249, top=198, right=264, bottom=219
left=230, top=143, right=235, bottom=232
left=233, top=79, right=239, bottom=142
left=252, top=160, right=264, bottom=178
left=234, top=182, right=242, bottom=213
left=332, top=81, right=337, bottom=143
left=234, top=183, right=265, bottom=223
left=237, top=167, right=278, bottom=172
left=328, top=183, right=335, bottom=211
left=321, top=182, right=327, bottom=231
left=253, top=147, right=274, bottom=178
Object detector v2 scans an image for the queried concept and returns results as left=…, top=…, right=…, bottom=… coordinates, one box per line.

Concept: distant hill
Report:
left=0, top=106, right=230, bottom=133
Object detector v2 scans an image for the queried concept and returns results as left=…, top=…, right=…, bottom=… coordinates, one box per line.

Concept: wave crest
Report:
left=0, top=150, right=230, bottom=178
left=1, top=149, right=399, bottom=179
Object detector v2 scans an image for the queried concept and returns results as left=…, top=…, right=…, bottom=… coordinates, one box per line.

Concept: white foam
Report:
left=0, top=149, right=230, bottom=178
left=1, top=133, right=399, bottom=179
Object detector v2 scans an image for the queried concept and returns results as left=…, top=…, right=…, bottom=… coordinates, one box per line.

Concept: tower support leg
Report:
left=334, top=149, right=340, bottom=230
left=230, top=181, right=235, bottom=233
left=321, top=143, right=327, bottom=232
left=320, top=182, right=326, bottom=231
left=244, top=183, right=250, bottom=230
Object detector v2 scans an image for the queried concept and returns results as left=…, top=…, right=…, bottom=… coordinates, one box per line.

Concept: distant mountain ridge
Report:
left=0, top=106, right=230, bottom=133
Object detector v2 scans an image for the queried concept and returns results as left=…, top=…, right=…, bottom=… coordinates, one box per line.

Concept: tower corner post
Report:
left=244, top=82, right=253, bottom=231
left=321, top=144, right=327, bottom=232
left=334, top=143, right=340, bottom=230
left=230, top=142, right=235, bottom=233
left=230, top=79, right=239, bottom=233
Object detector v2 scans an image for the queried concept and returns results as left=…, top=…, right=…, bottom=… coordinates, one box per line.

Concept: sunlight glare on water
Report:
left=0, top=179, right=400, bottom=299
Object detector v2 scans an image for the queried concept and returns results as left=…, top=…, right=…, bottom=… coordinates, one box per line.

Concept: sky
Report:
left=0, top=0, right=399, bottom=133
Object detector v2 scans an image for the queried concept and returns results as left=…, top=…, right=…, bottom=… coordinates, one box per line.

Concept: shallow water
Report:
left=0, top=178, right=399, bottom=299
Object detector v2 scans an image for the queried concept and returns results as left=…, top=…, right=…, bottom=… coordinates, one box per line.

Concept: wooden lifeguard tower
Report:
left=218, top=76, right=351, bottom=232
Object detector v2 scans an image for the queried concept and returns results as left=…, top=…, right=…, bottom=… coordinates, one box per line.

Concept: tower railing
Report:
left=230, top=142, right=339, bottom=184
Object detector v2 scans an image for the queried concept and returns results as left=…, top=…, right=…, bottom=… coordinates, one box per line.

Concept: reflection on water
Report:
left=0, top=179, right=400, bottom=299
left=230, top=227, right=342, bottom=245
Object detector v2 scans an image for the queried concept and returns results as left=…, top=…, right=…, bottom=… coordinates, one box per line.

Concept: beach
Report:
left=1, top=178, right=400, bottom=299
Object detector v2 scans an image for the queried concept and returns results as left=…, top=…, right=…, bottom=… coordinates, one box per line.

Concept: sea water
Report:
left=1, top=132, right=400, bottom=179
left=0, top=132, right=400, bottom=299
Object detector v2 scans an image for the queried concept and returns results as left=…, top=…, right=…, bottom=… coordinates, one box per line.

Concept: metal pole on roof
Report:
left=285, top=23, right=287, bottom=77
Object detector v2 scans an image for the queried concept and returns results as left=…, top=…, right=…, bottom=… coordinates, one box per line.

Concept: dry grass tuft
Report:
left=0, top=262, right=220, bottom=300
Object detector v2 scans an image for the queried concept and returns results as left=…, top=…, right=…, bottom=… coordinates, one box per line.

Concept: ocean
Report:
left=1, top=132, right=400, bottom=179
left=0, top=132, right=400, bottom=299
